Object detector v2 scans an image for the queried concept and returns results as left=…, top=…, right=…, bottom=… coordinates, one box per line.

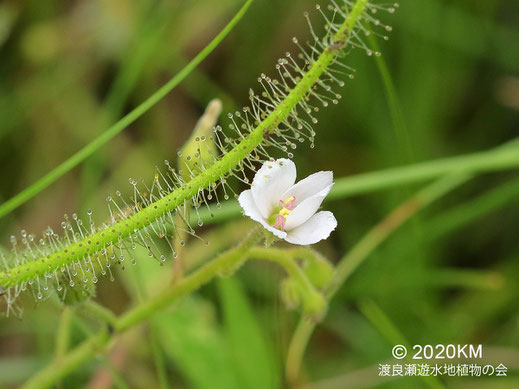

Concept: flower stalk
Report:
left=0, top=0, right=371, bottom=290
left=22, top=227, right=263, bottom=389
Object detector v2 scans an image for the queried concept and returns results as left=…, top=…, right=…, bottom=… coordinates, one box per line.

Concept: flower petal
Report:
left=284, top=183, right=333, bottom=230
left=251, top=159, right=296, bottom=219
left=282, top=171, right=333, bottom=206
left=285, top=211, right=337, bottom=245
left=238, top=189, right=287, bottom=239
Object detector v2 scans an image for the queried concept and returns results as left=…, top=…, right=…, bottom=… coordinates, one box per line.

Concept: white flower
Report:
left=238, top=158, right=337, bottom=245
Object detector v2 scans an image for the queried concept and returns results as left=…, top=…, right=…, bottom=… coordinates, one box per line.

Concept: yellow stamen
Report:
left=279, top=196, right=295, bottom=218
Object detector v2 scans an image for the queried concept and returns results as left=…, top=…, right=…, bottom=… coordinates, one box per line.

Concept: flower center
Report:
left=271, top=196, right=296, bottom=232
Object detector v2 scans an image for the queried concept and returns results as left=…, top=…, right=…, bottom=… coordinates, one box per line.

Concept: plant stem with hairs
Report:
left=22, top=227, right=262, bottom=389
left=0, top=0, right=371, bottom=291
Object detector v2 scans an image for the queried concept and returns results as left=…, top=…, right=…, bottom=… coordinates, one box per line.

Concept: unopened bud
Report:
left=178, top=99, right=221, bottom=180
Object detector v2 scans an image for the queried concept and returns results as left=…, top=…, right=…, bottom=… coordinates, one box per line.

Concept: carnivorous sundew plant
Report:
left=0, top=0, right=396, bottom=315
left=7, top=0, right=519, bottom=388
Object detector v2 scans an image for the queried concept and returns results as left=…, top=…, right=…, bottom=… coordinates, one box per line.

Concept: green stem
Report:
left=83, top=301, right=118, bottom=329
left=330, top=174, right=470, bottom=297
left=55, top=307, right=72, bottom=361
left=194, top=140, right=519, bottom=225
left=0, top=0, right=370, bottom=289
left=116, top=227, right=262, bottom=331
left=0, top=0, right=255, bottom=220
left=23, top=331, right=111, bottom=389
left=285, top=174, right=470, bottom=384
left=249, top=247, right=330, bottom=319
left=328, top=144, right=519, bottom=200
left=250, top=248, right=307, bottom=283
left=22, top=227, right=262, bottom=389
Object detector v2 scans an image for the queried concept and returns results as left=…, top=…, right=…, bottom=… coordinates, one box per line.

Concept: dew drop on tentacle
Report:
left=0, top=1, right=397, bottom=311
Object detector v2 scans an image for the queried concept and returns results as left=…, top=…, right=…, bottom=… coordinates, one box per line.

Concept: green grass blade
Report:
left=0, top=0, right=255, bottom=219
left=194, top=142, right=519, bottom=225
left=154, top=298, right=241, bottom=389
left=218, top=277, right=280, bottom=389
left=367, top=29, right=414, bottom=163
left=426, top=176, right=519, bottom=240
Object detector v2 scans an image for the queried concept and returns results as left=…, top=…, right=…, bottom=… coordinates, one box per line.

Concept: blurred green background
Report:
left=0, top=0, right=518, bottom=388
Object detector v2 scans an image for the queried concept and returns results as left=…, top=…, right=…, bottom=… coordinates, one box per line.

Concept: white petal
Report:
left=238, top=189, right=287, bottom=239
left=284, top=183, right=333, bottom=230
left=282, top=171, right=333, bottom=206
left=251, top=159, right=296, bottom=219
left=285, top=211, right=337, bottom=245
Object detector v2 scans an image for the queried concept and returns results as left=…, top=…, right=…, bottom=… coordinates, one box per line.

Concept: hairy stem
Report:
left=0, top=0, right=370, bottom=289
left=194, top=140, right=519, bottom=225
left=250, top=247, right=312, bottom=286
left=250, top=247, right=323, bottom=301
left=285, top=174, right=470, bottom=384
left=22, top=227, right=262, bottom=389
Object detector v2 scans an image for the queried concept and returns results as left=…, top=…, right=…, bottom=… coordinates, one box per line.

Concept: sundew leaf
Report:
left=0, top=0, right=397, bottom=314
left=218, top=277, right=280, bottom=389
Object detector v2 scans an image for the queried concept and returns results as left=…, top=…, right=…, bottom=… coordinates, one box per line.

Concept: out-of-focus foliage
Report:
left=0, top=0, right=518, bottom=388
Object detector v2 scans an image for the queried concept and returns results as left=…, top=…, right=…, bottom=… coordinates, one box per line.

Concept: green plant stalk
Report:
left=0, top=0, right=255, bottom=220
left=0, top=0, right=370, bottom=289
left=55, top=307, right=72, bottom=361
left=285, top=173, right=471, bottom=383
left=249, top=247, right=325, bottom=315
left=249, top=248, right=312, bottom=285
left=23, top=331, right=111, bottom=389
left=116, top=228, right=262, bottom=331
left=193, top=141, right=519, bottom=225
left=82, top=301, right=118, bottom=328
left=22, top=227, right=262, bottom=389
left=328, top=144, right=519, bottom=199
